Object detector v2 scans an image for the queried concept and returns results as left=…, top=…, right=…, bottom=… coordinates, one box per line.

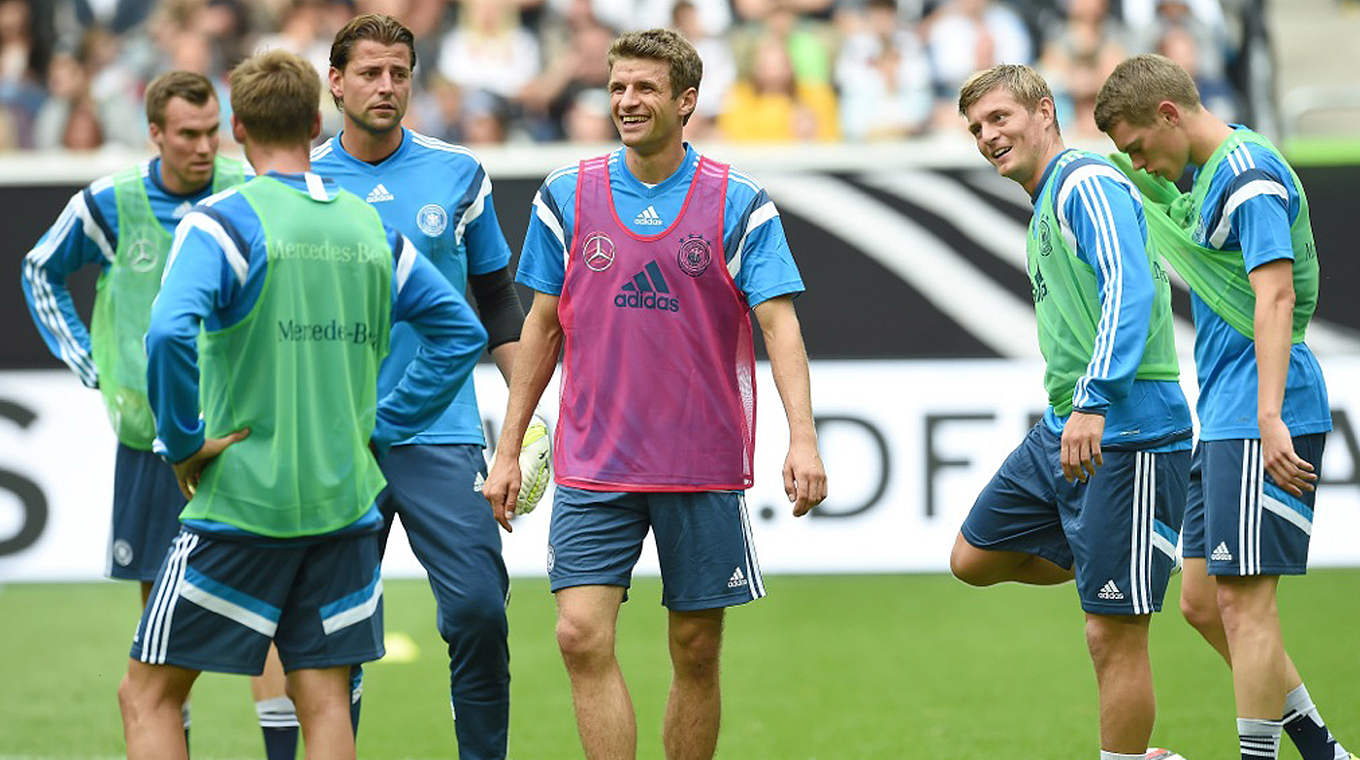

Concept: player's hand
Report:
left=1260, top=416, right=1316, bottom=497
left=784, top=439, right=827, bottom=517
left=1061, top=412, right=1104, bottom=484
left=483, top=450, right=522, bottom=533
left=172, top=427, right=250, bottom=501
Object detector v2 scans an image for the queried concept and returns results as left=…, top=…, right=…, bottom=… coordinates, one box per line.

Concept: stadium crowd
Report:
left=0, top=0, right=1255, bottom=149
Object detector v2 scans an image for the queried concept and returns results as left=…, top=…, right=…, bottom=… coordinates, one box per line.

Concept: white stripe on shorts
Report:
left=737, top=495, right=765, bottom=600
left=143, top=531, right=198, bottom=664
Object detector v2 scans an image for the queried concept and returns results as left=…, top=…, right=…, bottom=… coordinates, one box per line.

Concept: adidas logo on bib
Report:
left=728, top=567, right=748, bottom=588
left=614, top=261, right=679, bottom=312
left=1211, top=542, right=1233, bottom=561
left=1098, top=580, right=1124, bottom=600
left=633, top=205, right=663, bottom=226
left=366, top=183, right=395, bottom=203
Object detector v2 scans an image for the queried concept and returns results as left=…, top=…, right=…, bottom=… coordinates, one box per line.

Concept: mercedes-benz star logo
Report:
left=582, top=232, right=615, bottom=272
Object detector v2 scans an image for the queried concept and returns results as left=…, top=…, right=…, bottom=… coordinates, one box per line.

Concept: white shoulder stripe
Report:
left=395, top=235, right=418, bottom=293
left=532, top=190, right=567, bottom=253
left=729, top=200, right=779, bottom=279
left=727, top=169, right=761, bottom=194
left=1208, top=179, right=1289, bottom=248
left=455, top=173, right=492, bottom=246
left=201, top=185, right=242, bottom=208
left=1070, top=176, right=1125, bottom=405
left=1055, top=164, right=1138, bottom=214
left=72, top=190, right=115, bottom=263
left=310, top=141, right=333, bottom=159
left=175, top=211, right=249, bottom=285
left=544, top=162, right=580, bottom=186
left=410, top=132, right=476, bottom=158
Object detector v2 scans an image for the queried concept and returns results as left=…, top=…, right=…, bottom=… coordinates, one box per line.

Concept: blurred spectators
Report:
left=924, top=0, right=1034, bottom=128
left=1038, top=0, right=1126, bottom=138
left=0, top=0, right=1259, bottom=150
left=834, top=0, right=932, bottom=139
left=718, top=33, right=839, bottom=141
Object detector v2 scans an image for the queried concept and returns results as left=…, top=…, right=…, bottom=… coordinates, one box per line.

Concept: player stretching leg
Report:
left=1097, top=53, right=1355, bottom=760
left=117, top=49, right=486, bottom=760
left=950, top=65, right=1192, bottom=760
left=307, top=15, right=527, bottom=759
left=484, top=29, right=826, bottom=760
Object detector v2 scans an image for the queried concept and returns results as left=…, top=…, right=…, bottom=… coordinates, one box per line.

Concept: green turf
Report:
left=2, top=571, right=1358, bottom=759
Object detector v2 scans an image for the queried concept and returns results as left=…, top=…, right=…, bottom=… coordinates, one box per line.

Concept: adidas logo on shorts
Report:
left=728, top=567, right=748, bottom=588
left=1098, top=580, right=1125, bottom=600
left=1211, top=541, right=1233, bottom=561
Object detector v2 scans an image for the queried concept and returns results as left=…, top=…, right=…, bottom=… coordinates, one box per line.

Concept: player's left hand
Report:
left=1061, top=412, right=1104, bottom=484
left=784, top=440, right=827, bottom=517
left=172, top=427, right=250, bottom=500
left=1260, top=416, right=1316, bottom=497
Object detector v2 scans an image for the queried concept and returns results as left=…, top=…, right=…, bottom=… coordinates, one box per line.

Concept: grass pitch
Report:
left=2, top=571, right=1358, bottom=759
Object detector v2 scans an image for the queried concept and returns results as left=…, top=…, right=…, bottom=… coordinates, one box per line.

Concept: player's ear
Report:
left=1157, top=100, right=1180, bottom=126
left=678, top=86, right=698, bottom=120
left=328, top=66, right=344, bottom=104
left=309, top=111, right=321, bottom=141
left=230, top=114, right=246, bottom=144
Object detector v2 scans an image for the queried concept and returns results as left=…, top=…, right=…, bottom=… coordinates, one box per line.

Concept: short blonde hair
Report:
left=228, top=49, right=320, bottom=146
left=608, top=29, right=703, bottom=99
left=958, top=64, right=1055, bottom=119
left=1094, top=54, right=1201, bottom=132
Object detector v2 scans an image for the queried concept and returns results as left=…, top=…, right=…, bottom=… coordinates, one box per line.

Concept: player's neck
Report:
left=341, top=122, right=403, bottom=164
left=246, top=143, right=311, bottom=176
left=1021, top=136, right=1066, bottom=197
left=624, top=140, right=686, bottom=185
left=1185, top=109, right=1234, bottom=168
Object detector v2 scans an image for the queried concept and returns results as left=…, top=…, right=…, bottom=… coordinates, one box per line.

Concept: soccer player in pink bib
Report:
left=484, top=28, right=826, bottom=760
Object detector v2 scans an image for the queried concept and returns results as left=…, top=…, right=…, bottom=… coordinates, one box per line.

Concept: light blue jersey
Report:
left=1034, top=152, right=1192, bottom=451
left=311, top=129, right=513, bottom=446
left=518, top=144, right=804, bottom=306
left=20, top=158, right=249, bottom=387
left=1188, top=127, right=1330, bottom=440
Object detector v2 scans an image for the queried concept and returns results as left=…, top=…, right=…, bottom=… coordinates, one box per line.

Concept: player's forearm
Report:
left=495, top=301, right=561, bottom=461
left=21, top=241, right=98, bottom=386
left=1253, top=283, right=1293, bottom=422
left=757, top=300, right=818, bottom=445
left=491, top=341, right=518, bottom=385
left=145, top=309, right=205, bottom=462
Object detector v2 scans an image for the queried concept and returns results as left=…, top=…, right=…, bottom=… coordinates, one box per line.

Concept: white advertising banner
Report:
left=3, top=359, right=1360, bottom=582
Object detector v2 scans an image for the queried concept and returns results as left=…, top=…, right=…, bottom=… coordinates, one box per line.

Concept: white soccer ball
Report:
left=1145, top=749, right=1188, bottom=760
left=514, top=414, right=552, bottom=516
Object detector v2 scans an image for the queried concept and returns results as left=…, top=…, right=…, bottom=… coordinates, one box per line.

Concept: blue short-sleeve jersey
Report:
left=1188, top=127, right=1330, bottom=440
left=20, top=158, right=246, bottom=387
left=311, top=128, right=513, bottom=446
left=517, top=144, right=804, bottom=307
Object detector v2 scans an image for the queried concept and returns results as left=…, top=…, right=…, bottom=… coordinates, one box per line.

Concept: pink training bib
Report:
left=556, top=154, right=756, bottom=491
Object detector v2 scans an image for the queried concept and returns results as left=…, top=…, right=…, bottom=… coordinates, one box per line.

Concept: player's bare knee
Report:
left=1084, top=615, right=1146, bottom=666
left=949, top=538, right=994, bottom=586
left=555, top=614, right=614, bottom=668
left=668, top=622, right=721, bottom=678
left=1214, top=578, right=1274, bottom=633
left=1179, top=592, right=1220, bottom=635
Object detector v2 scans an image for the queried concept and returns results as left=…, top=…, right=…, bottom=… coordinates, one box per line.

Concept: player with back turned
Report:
left=950, top=64, right=1193, bottom=760
left=484, top=28, right=826, bottom=760
left=115, top=49, right=487, bottom=760
left=1096, top=53, right=1356, bottom=760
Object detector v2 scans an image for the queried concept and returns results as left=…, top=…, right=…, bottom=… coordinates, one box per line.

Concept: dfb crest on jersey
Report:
left=417, top=203, right=448, bottom=237
left=1038, top=218, right=1053, bottom=257
left=582, top=232, right=615, bottom=272
left=126, top=236, right=159, bottom=273
left=677, top=234, right=712, bottom=277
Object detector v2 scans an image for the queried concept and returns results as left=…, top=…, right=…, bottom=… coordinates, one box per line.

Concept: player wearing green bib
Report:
left=952, top=65, right=1192, bottom=760
left=116, top=51, right=486, bottom=760
left=1097, top=54, right=1353, bottom=760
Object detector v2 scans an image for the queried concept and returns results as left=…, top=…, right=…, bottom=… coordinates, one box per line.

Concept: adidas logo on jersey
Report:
left=633, top=205, right=664, bottom=226
left=614, top=261, right=680, bottom=312
left=728, top=567, right=748, bottom=588
left=1098, top=580, right=1125, bottom=600
left=1211, top=542, right=1233, bottom=561
left=366, top=183, right=395, bottom=203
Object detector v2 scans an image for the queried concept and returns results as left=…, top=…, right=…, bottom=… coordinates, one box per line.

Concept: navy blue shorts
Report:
left=548, top=486, right=764, bottom=611
left=109, top=443, right=186, bottom=581
left=131, top=528, right=385, bottom=675
left=1182, top=434, right=1325, bottom=576
left=961, top=424, right=1190, bottom=615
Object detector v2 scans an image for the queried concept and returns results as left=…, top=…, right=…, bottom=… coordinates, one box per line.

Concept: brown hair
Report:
left=145, top=70, right=217, bottom=127
left=957, top=64, right=1055, bottom=120
left=228, top=49, right=320, bottom=146
left=1094, top=54, right=1201, bottom=132
left=330, top=13, right=415, bottom=73
left=607, top=28, right=703, bottom=100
